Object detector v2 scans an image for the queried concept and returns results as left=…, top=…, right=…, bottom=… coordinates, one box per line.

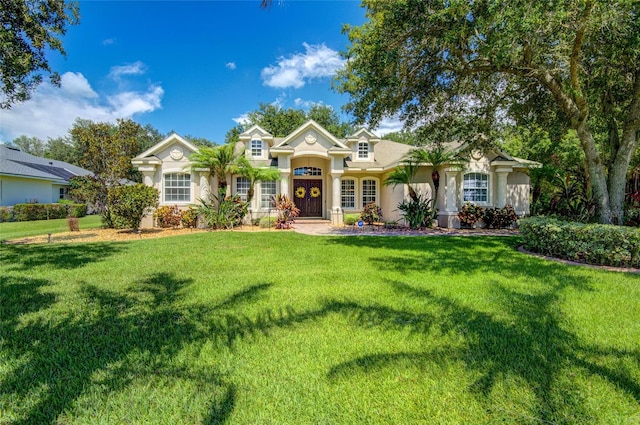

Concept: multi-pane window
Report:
left=293, top=167, right=322, bottom=176
left=236, top=177, right=250, bottom=201
left=164, top=173, right=191, bottom=202
left=362, top=179, right=377, bottom=206
left=341, top=179, right=355, bottom=209
left=260, top=180, right=276, bottom=209
left=463, top=173, right=489, bottom=203
left=358, top=141, right=369, bottom=159
left=251, top=139, right=262, bottom=157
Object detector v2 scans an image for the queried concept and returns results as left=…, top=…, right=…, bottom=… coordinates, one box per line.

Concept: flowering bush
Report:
left=180, top=206, right=199, bottom=228
left=360, top=202, right=382, bottom=225
left=457, top=202, right=485, bottom=227
left=271, top=194, right=300, bottom=229
left=483, top=205, right=518, bottom=229
left=154, top=205, right=182, bottom=228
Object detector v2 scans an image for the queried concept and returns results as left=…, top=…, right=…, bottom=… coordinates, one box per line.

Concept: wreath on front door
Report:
left=295, top=186, right=306, bottom=199
left=310, top=187, right=321, bottom=198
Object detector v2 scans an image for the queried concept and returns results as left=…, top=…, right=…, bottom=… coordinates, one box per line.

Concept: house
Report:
left=0, top=144, right=92, bottom=206
left=132, top=120, right=539, bottom=228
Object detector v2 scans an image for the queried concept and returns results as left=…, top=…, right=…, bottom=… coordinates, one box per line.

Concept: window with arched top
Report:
left=463, top=173, right=489, bottom=203
left=293, top=167, right=322, bottom=176
left=163, top=173, right=191, bottom=203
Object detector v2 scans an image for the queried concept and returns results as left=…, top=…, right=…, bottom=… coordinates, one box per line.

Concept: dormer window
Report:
left=251, top=139, right=263, bottom=157
left=358, top=141, right=370, bottom=159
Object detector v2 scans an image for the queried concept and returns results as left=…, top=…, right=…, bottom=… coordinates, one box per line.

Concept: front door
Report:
left=293, top=179, right=323, bottom=217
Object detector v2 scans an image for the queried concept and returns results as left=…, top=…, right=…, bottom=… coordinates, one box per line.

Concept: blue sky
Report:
left=0, top=0, right=404, bottom=144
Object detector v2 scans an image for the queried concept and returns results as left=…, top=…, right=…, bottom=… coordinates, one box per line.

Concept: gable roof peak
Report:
left=134, top=132, right=199, bottom=159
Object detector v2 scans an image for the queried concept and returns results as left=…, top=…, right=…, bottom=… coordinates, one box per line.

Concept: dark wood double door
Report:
left=294, top=179, right=322, bottom=217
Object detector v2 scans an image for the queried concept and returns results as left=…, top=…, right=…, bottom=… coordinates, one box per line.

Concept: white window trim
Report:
left=462, top=172, right=491, bottom=206
left=360, top=176, right=379, bottom=209
left=162, top=171, right=193, bottom=204
left=259, top=180, right=278, bottom=210
left=250, top=139, right=264, bottom=159
left=235, top=176, right=250, bottom=202
left=341, top=177, right=358, bottom=210
left=356, top=141, right=371, bottom=161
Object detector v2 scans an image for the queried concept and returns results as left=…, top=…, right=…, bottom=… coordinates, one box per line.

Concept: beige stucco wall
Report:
left=507, top=171, right=531, bottom=215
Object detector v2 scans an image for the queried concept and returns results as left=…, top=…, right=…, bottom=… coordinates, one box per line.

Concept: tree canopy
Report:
left=0, top=0, right=80, bottom=108
left=337, top=0, right=640, bottom=224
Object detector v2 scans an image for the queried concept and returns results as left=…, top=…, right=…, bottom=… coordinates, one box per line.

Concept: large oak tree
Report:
left=337, top=0, right=640, bottom=224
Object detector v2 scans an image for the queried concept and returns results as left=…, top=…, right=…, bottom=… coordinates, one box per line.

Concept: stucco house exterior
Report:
left=0, top=144, right=92, bottom=206
left=132, top=120, right=538, bottom=228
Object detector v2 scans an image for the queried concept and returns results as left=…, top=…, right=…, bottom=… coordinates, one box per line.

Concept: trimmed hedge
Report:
left=519, top=217, right=640, bottom=268
left=12, top=203, right=87, bottom=221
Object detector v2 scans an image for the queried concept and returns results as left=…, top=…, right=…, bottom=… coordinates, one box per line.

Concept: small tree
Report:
left=107, top=184, right=159, bottom=232
left=237, top=157, right=281, bottom=203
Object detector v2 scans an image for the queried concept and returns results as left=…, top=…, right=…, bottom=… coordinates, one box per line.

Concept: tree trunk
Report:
left=608, top=126, right=639, bottom=225
left=575, top=122, right=612, bottom=224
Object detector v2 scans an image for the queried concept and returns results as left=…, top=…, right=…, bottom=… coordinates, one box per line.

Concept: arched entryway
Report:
left=292, top=165, right=323, bottom=217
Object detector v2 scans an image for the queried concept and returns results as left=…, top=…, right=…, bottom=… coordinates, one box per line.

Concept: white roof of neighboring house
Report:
left=0, top=144, right=92, bottom=184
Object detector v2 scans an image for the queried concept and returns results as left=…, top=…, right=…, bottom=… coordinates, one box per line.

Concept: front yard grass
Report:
left=1, top=232, right=639, bottom=424
left=0, top=214, right=102, bottom=241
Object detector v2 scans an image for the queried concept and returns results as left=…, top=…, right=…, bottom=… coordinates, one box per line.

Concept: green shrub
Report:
left=360, top=202, right=382, bottom=225
left=198, top=194, right=248, bottom=229
left=10, top=203, right=86, bottom=221
left=483, top=205, right=518, bottom=229
left=154, top=205, right=182, bottom=228
left=519, top=217, right=640, bottom=268
left=396, top=194, right=432, bottom=229
left=457, top=203, right=484, bottom=227
left=343, top=214, right=360, bottom=226
left=259, top=216, right=276, bottom=228
left=625, top=207, right=640, bottom=227
left=0, top=207, right=13, bottom=222
left=271, top=194, right=300, bottom=229
left=108, top=184, right=159, bottom=231
left=180, top=206, right=199, bottom=228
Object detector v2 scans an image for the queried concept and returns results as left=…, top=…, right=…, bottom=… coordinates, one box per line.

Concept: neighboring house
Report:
left=0, top=144, right=92, bottom=206
left=132, top=120, right=539, bottom=228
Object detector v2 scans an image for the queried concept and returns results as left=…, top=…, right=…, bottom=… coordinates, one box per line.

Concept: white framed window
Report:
left=251, top=139, right=263, bottom=157
left=341, top=178, right=356, bottom=209
left=463, top=173, right=489, bottom=203
left=236, top=176, right=250, bottom=201
left=361, top=178, right=377, bottom=206
left=164, top=173, right=191, bottom=203
left=358, top=141, right=369, bottom=159
left=293, top=167, right=322, bottom=176
left=260, top=180, right=276, bottom=209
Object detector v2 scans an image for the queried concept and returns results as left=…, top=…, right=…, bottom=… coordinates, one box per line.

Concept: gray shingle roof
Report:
left=0, top=144, right=92, bottom=183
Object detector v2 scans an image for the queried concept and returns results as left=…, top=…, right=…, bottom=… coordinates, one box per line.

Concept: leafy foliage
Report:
left=270, top=194, right=300, bottom=229
left=519, top=217, right=640, bottom=268
left=107, top=184, right=159, bottom=232
left=457, top=203, right=485, bottom=228
left=482, top=205, right=518, bottom=229
left=360, top=202, right=382, bottom=225
left=0, top=0, right=80, bottom=108
left=197, top=194, right=248, bottom=229
left=154, top=205, right=182, bottom=228
left=397, top=193, right=433, bottom=229
left=189, top=142, right=242, bottom=199
left=180, top=206, right=199, bottom=229
left=11, top=203, right=87, bottom=222
left=337, top=0, right=640, bottom=225
left=236, top=157, right=281, bottom=203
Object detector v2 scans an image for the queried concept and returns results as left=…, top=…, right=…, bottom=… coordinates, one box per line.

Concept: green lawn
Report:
left=1, top=232, right=639, bottom=424
left=0, top=215, right=103, bottom=241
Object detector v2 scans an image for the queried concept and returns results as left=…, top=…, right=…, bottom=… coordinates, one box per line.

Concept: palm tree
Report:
left=383, top=160, right=420, bottom=202
left=406, top=145, right=458, bottom=217
left=237, top=157, right=281, bottom=204
left=189, top=141, right=241, bottom=199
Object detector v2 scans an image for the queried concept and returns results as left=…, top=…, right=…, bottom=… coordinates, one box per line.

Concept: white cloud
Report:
left=225, top=62, right=236, bottom=70
left=0, top=71, right=164, bottom=141
left=261, top=43, right=345, bottom=89
left=102, top=38, right=116, bottom=46
left=108, top=61, right=147, bottom=80
left=232, top=113, right=250, bottom=126
left=375, top=116, right=405, bottom=136
left=294, top=98, right=324, bottom=109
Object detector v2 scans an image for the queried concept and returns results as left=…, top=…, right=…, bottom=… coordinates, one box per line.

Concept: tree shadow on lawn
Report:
left=0, top=242, right=128, bottom=271
left=0, top=271, right=275, bottom=424
left=322, top=279, right=640, bottom=423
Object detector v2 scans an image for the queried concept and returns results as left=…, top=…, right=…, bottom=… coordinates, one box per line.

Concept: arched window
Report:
left=293, top=167, right=322, bottom=176
left=341, top=178, right=356, bottom=209
left=164, top=173, right=191, bottom=203
left=463, top=173, right=489, bottom=203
